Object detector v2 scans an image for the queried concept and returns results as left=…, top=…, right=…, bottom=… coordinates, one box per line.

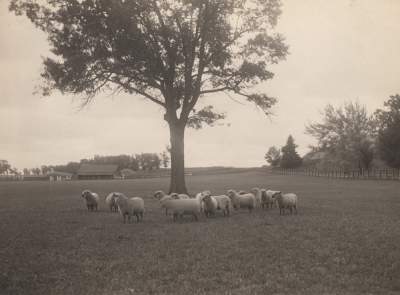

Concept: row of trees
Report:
left=0, top=160, right=18, bottom=175
left=12, top=150, right=171, bottom=176
left=265, top=95, right=400, bottom=170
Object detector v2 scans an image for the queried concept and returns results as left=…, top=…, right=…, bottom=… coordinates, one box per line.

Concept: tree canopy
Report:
left=264, top=146, right=281, bottom=167
left=306, top=102, right=375, bottom=170
left=10, top=0, right=287, bottom=121
left=375, top=94, right=400, bottom=168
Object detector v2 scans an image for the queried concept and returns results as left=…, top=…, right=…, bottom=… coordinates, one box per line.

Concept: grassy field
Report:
left=0, top=170, right=399, bottom=295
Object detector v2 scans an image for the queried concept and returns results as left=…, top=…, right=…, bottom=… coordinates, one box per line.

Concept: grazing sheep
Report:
left=160, top=198, right=201, bottom=221
left=115, top=194, right=145, bottom=223
left=105, top=192, right=119, bottom=212
left=205, top=193, right=232, bottom=217
left=275, top=192, right=298, bottom=215
left=261, top=189, right=280, bottom=209
left=250, top=187, right=263, bottom=208
left=81, top=190, right=100, bottom=211
left=227, top=189, right=255, bottom=213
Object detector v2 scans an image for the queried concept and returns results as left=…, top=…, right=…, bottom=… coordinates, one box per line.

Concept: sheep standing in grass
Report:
left=105, top=192, right=119, bottom=212
left=203, top=192, right=231, bottom=217
left=201, top=194, right=218, bottom=217
left=275, top=192, right=298, bottom=215
left=160, top=198, right=201, bottom=221
left=154, top=190, right=190, bottom=215
left=227, top=190, right=255, bottom=213
left=195, top=192, right=208, bottom=213
left=81, top=190, right=100, bottom=211
left=261, top=189, right=280, bottom=209
left=115, top=194, right=145, bottom=223
left=250, top=187, right=263, bottom=208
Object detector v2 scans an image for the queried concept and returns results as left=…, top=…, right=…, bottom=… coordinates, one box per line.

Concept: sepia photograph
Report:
left=1, top=0, right=399, bottom=294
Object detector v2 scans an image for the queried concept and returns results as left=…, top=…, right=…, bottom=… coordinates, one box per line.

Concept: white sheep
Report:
left=227, top=189, right=255, bottom=213
left=203, top=193, right=232, bottom=217
left=154, top=190, right=190, bottom=215
left=195, top=191, right=208, bottom=213
left=275, top=192, right=298, bottom=215
left=201, top=194, right=218, bottom=217
left=81, top=190, right=100, bottom=211
left=261, top=189, right=280, bottom=209
left=169, top=193, right=190, bottom=199
left=115, top=193, right=145, bottom=223
left=160, top=198, right=201, bottom=221
left=250, top=187, right=263, bottom=208
left=105, top=192, right=119, bottom=212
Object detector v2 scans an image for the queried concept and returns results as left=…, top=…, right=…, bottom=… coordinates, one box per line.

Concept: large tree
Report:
left=375, top=94, right=400, bottom=168
left=306, top=102, right=376, bottom=170
left=10, top=0, right=288, bottom=193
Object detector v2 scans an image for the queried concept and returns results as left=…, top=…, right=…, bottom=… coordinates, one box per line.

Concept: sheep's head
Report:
left=81, top=190, right=91, bottom=199
left=202, top=190, right=211, bottom=197
left=250, top=187, right=260, bottom=195
left=274, top=191, right=282, bottom=200
left=170, top=193, right=180, bottom=199
left=154, top=190, right=164, bottom=200
left=227, top=190, right=236, bottom=199
left=202, top=194, right=213, bottom=204
left=260, top=189, right=267, bottom=202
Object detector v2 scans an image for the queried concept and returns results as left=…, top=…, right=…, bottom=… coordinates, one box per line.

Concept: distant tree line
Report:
left=265, top=95, right=400, bottom=171
left=18, top=149, right=170, bottom=176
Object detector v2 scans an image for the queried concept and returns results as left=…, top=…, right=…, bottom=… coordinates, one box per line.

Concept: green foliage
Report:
left=264, top=146, right=281, bottom=167
left=375, top=94, right=400, bottom=168
left=280, top=135, right=302, bottom=168
left=306, top=102, right=376, bottom=170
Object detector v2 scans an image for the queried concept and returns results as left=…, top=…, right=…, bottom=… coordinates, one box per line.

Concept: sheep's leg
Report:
left=193, top=213, right=198, bottom=221
left=135, top=213, right=139, bottom=223
left=123, top=214, right=126, bottom=224
left=294, top=205, right=298, bottom=215
left=165, top=208, right=168, bottom=216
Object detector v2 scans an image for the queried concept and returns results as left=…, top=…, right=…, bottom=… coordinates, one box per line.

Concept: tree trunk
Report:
left=168, top=122, right=188, bottom=194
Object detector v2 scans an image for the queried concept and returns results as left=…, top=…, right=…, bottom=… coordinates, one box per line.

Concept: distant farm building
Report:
left=77, top=164, right=118, bottom=180
left=47, top=171, right=73, bottom=181
left=120, top=168, right=136, bottom=179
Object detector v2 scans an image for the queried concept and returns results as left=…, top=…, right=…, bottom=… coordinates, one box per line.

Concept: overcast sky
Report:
left=1, top=0, right=399, bottom=170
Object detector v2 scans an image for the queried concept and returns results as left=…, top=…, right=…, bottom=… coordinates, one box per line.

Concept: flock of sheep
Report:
left=81, top=188, right=298, bottom=223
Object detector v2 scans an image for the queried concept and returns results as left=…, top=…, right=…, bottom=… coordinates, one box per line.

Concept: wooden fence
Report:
left=272, top=168, right=400, bottom=180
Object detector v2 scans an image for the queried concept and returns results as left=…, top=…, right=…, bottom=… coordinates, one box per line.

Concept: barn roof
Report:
left=77, top=164, right=118, bottom=175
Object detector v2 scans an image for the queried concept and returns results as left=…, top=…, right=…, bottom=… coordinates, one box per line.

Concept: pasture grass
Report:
left=0, top=171, right=399, bottom=295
